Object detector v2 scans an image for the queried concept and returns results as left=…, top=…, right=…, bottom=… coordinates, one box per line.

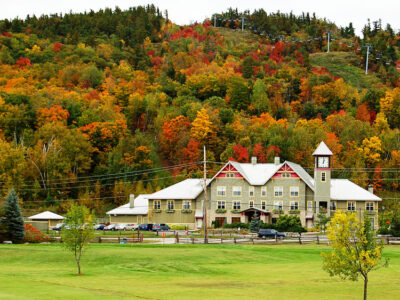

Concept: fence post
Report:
left=221, top=237, right=223, bottom=244
left=191, top=237, right=194, bottom=244
left=118, top=236, right=120, bottom=243
left=234, top=237, right=236, bottom=244
left=317, top=235, right=320, bottom=245
left=98, top=236, right=102, bottom=243
left=387, top=236, right=390, bottom=245
left=252, top=238, right=254, bottom=245
left=275, top=235, right=278, bottom=244
left=175, top=233, right=179, bottom=244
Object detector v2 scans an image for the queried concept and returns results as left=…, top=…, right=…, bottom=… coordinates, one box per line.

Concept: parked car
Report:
left=52, top=223, right=65, bottom=231
left=104, top=224, right=116, bottom=231
left=153, top=223, right=170, bottom=231
left=139, top=223, right=153, bottom=231
left=258, top=229, right=286, bottom=239
left=114, top=223, right=128, bottom=231
left=124, top=224, right=139, bottom=231
left=94, top=224, right=106, bottom=230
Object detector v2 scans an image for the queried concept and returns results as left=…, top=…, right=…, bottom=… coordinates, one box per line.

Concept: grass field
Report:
left=0, top=244, right=399, bottom=300
left=309, top=52, right=382, bottom=89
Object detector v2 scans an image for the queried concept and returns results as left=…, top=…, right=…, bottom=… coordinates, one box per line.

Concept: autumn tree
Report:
left=322, top=211, right=388, bottom=300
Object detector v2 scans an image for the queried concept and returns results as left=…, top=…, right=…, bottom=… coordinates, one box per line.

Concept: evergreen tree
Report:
left=250, top=212, right=261, bottom=232
left=3, top=189, right=25, bottom=243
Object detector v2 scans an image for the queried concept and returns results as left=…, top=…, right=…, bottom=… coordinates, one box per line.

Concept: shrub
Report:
left=260, top=223, right=277, bottom=230
left=276, top=215, right=306, bottom=233
left=222, top=222, right=249, bottom=229
left=169, top=225, right=187, bottom=230
left=24, top=224, right=49, bottom=243
left=215, top=209, right=227, bottom=213
left=181, top=209, right=192, bottom=214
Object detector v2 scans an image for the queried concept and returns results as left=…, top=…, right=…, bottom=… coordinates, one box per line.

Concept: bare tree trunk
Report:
left=76, top=258, right=81, bottom=274
left=364, top=275, right=368, bottom=300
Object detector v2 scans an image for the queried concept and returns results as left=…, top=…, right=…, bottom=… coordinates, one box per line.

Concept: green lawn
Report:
left=0, top=244, right=399, bottom=300
left=309, top=52, right=382, bottom=89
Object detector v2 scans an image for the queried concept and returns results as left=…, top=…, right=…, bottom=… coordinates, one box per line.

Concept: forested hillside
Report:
left=0, top=6, right=399, bottom=216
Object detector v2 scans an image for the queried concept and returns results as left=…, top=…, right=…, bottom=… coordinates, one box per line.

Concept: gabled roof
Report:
left=330, top=179, right=382, bottom=201
left=106, top=194, right=150, bottom=215
left=212, top=160, right=315, bottom=190
left=286, top=161, right=315, bottom=191
left=313, top=141, right=333, bottom=156
left=146, top=179, right=210, bottom=200
left=28, top=211, right=64, bottom=220
left=230, top=161, right=282, bottom=185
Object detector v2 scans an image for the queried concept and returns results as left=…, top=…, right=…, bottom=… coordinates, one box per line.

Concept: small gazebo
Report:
left=28, top=211, right=65, bottom=230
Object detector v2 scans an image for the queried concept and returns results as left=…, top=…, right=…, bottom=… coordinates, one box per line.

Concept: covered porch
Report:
left=239, top=207, right=271, bottom=224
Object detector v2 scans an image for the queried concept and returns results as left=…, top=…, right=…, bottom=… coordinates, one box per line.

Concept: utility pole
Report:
left=203, top=145, right=208, bottom=244
left=327, top=30, right=331, bottom=53
left=214, top=15, right=216, bottom=27
left=364, top=43, right=372, bottom=75
left=241, top=16, right=244, bottom=31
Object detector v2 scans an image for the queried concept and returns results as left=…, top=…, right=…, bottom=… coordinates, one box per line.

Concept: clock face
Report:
left=318, top=156, right=329, bottom=168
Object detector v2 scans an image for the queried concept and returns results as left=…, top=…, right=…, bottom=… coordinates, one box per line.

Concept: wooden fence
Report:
left=51, top=233, right=144, bottom=244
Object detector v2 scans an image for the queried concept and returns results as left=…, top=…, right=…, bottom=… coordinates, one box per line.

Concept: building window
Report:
left=226, top=172, right=235, bottom=177
left=249, top=186, right=254, bottom=197
left=290, top=186, right=299, bottom=197
left=274, top=186, right=283, bottom=197
left=274, top=201, right=283, bottom=211
left=217, top=186, right=226, bottom=196
left=307, top=201, right=313, bottom=211
left=290, top=201, right=299, bottom=210
left=153, top=200, right=161, bottom=210
left=233, top=201, right=241, bottom=210
left=347, top=201, right=356, bottom=211
left=217, top=201, right=226, bottom=210
left=366, top=202, right=374, bottom=211
left=167, top=200, right=174, bottom=210
left=261, top=201, right=266, bottom=210
left=183, top=200, right=191, bottom=210
left=282, top=172, right=290, bottom=178
left=330, top=201, right=336, bottom=211
left=261, top=186, right=267, bottom=196
left=249, top=200, right=254, bottom=208
left=321, top=172, right=326, bottom=182
left=232, top=186, right=242, bottom=196
left=232, top=217, right=241, bottom=224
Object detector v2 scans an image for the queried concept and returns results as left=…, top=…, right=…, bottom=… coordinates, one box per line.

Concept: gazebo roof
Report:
left=28, top=211, right=65, bottom=220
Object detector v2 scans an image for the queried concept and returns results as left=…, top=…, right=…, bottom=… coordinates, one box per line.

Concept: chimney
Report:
left=251, top=156, right=257, bottom=165
left=274, top=156, right=280, bottom=165
left=368, top=184, right=374, bottom=194
left=129, top=194, right=135, bottom=208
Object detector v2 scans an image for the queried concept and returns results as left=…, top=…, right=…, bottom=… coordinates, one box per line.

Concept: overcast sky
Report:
left=1, top=0, right=399, bottom=35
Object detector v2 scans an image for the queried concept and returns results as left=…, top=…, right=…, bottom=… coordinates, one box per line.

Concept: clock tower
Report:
left=312, top=141, right=333, bottom=215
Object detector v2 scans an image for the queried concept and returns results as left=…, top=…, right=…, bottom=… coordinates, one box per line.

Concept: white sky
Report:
left=1, top=0, right=399, bottom=35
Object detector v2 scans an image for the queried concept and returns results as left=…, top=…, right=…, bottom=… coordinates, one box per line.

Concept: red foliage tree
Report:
left=252, top=143, right=266, bottom=163
left=373, top=165, right=383, bottom=191
left=53, top=42, right=63, bottom=53
left=24, top=224, right=49, bottom=243
left=356, top=103, right=370, bottom=123
left=233, top=145, right=249, bottom=163
left=15, top=57, right=31, bottom=68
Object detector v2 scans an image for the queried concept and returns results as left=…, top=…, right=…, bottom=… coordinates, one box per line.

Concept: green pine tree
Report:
left=250, top=212, right=261, bottom=233
left=4, top=189, right=25, bottom=243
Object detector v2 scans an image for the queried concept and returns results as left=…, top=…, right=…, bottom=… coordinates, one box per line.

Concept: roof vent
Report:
left=251, top=156, right=257, bottom=165
left=129, top=194, right=135, bottom=208
left=274, top=157, right=280, bottom=165
left=368, top=184, right=374, bottom=194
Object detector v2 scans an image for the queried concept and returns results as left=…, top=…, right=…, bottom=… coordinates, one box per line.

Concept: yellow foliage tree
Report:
left=358, top=136, right=382, bottom=166
left=191, top=108, right=214, bottom=143
left=322, top=210, right=388, bottom=300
